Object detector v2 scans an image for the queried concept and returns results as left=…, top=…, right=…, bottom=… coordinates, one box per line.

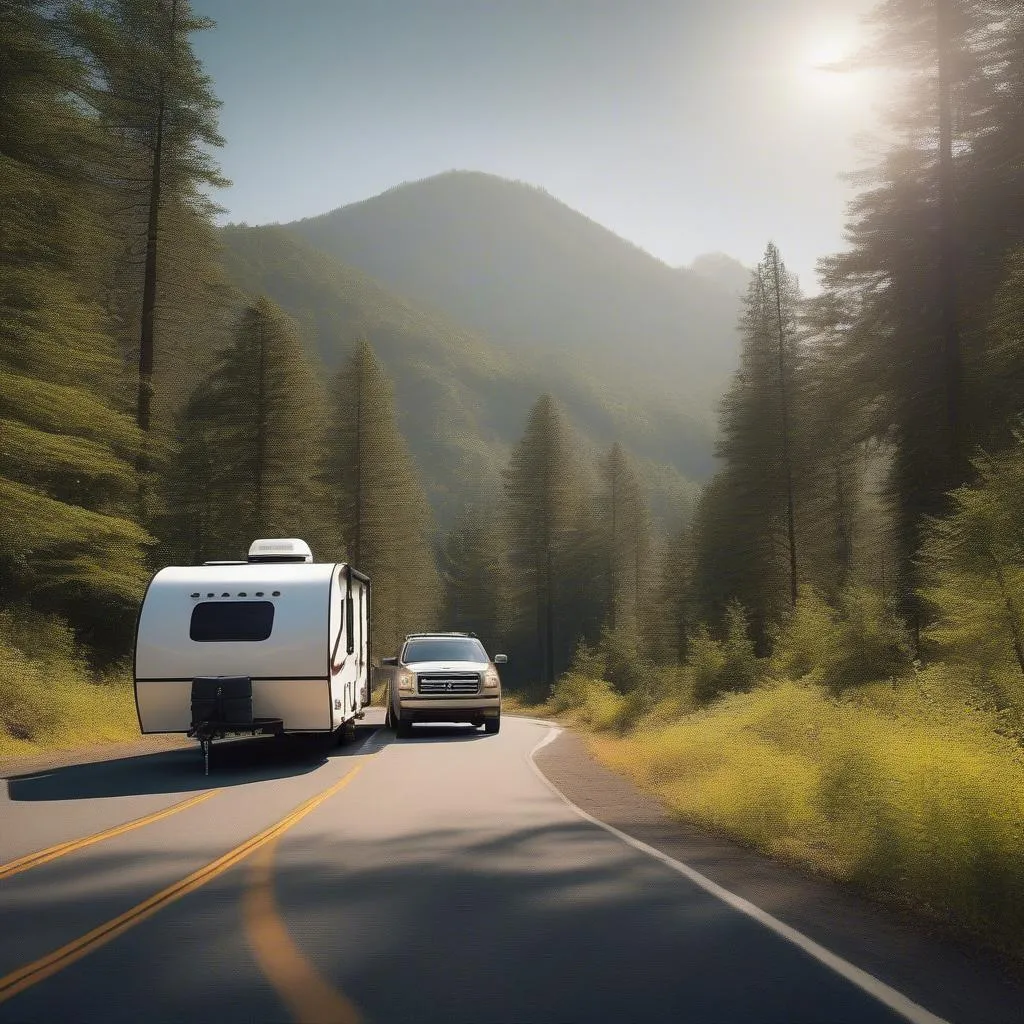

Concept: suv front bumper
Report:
left=398, top=693, right=500, bottom=721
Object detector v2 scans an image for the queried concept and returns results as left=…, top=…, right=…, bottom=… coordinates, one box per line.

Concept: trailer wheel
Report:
left=340, top=718, right=357, bottom=745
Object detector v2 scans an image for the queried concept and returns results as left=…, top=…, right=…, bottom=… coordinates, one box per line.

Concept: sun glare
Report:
left=793, top=31, right=869, bottom=105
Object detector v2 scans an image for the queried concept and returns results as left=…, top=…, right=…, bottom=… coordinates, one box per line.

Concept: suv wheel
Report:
left=484, top=715, right=500, bottom=735
left=395, top=715, right=413, bottom=738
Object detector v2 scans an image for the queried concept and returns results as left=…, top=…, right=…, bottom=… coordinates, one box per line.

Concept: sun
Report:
left=805, top=37, right=852, bottom=72
left=793, top=32, right=867, bottom=104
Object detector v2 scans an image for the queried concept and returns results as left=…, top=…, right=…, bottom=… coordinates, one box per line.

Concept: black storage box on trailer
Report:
left=190, top=676, right=253, bottom=728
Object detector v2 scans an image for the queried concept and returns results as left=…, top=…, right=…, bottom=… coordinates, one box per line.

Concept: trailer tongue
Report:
left=187, top=676, right=284, bottom=775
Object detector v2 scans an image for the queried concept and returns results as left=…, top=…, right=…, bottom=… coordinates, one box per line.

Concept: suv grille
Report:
left=417, top=674, right=481, bottom=695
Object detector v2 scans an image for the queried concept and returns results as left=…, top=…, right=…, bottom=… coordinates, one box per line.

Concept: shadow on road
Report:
left=6, top=817, right=1011, bottom=1024
left=391, top=723, right=492, bottom=744
left=5, top=727, right=380, bottom=803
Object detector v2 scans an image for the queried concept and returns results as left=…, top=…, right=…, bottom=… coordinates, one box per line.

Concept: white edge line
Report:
left=525, top=726, right=950, bottom=1024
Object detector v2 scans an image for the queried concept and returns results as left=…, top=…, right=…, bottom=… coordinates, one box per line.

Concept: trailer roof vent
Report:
left=247, top=538, right=313, bottom=564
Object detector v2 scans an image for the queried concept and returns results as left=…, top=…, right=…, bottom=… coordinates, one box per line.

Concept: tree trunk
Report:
left=770, top=248, right=799, bottom=607
left=353, top=352, right=363, bottom=566
left=253, top=315, right=266, bottom=528
left=609, top=463, right=617, bottom=629
left=136, top=0, right=178, bottom=464
left=936, top=0, right=962, bottom=490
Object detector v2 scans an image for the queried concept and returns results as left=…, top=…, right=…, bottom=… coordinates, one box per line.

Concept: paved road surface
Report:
left=0, top=715, right=1021, bottom=1023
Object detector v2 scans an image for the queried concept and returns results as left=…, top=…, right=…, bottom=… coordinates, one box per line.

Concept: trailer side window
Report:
left=190, top=601, right=274, bottom=642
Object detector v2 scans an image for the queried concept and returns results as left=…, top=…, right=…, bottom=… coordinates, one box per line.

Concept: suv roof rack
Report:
left=403, top=631, right=477, bottom=639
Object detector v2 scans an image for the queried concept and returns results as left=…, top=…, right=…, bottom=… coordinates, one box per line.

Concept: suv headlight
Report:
left=397, top=669, right=416, bottom=692
left=483, top=667, right=500, bottom=689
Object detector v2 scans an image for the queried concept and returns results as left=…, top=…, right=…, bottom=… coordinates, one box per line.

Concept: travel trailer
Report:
left=133, top=538, right=370, bottom=772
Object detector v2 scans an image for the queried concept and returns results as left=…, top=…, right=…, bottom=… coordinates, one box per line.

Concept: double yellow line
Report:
left=0, top=767, right=364, bottom=1020
left=0, top=790, right=219, bottom=882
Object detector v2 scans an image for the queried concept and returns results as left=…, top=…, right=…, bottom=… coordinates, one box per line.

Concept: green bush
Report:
left=548, top=672, right=628, bottom=731
left=691, top=602, right=763, bottom=705
left=819, top=587, right=913, bottom=693
left=770, top=586, right=837, bottom=680
left=770, top=586, right=913, bottom=694
left=689, top=623, right=727, bottom=705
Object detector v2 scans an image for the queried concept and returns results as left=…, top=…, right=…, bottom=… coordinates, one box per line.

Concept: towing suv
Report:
left=383, top=633, right=506, bottom=737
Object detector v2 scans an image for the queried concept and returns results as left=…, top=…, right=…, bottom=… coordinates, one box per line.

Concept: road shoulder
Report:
left=0, top=735, right=192, bottom=780
left=532, top=723, right=1024, bottom=1024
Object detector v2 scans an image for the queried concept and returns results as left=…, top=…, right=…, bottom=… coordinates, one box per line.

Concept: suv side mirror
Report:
left=493, top=654, right=508, bottom=664
left=381, top=656, right=398, bottom=666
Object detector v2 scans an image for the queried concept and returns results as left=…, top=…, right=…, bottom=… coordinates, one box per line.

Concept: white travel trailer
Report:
left=133, top=538, right=370, bottom=772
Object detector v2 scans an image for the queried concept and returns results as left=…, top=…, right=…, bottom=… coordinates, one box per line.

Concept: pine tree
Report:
left=439, top=506, right=507, bottom=654
left=598, top=442, right=652, bottom=631
left=707, top=244, right=804, bottom=643
left=503, top=394, right=587, bottom=689
left=0, top=0, right=153, bottom=650
left=162, top=296, right=330, bottom=560
left=655, top=518, right=696, bottom=664
left=324, top=339, right=440, bottom=657
left=821, top=0, right=1013, bottom=634
left=796, top=290, right=872, bottom=599
left=68, top=0, right=228, bottom=454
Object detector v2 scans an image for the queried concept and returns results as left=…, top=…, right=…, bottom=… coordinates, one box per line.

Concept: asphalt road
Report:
left=0, top=715, right=1020, bottom=1024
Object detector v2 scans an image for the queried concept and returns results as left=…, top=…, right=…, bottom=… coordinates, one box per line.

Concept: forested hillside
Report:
left=287, top=171, right=743, bottom=422
left=217, top=223, right=714, bottom=530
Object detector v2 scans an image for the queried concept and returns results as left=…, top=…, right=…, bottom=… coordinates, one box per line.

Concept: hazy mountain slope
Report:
left=686, top=252, right=752, bottom=299
left=217, top=225, right=713, bottom=530
left=287, top=171, right=741, bottom=420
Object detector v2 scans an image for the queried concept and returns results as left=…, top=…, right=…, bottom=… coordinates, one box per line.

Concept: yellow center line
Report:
left=0, top=765, right=364, bottom=1006
left=0, top=790, right=220, bottom=882
left=244, top=837, right=364, bottom=1024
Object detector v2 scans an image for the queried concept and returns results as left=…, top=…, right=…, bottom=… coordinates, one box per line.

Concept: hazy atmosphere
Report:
left=193, top=0, right=882, bottom=288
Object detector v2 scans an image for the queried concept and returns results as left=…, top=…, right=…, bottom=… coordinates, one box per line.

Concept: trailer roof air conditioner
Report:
left=247, top=538, right=313, bottom=564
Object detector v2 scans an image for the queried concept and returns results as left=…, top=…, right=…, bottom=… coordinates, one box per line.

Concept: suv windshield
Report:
left=403, top=638, right=488, bottom=664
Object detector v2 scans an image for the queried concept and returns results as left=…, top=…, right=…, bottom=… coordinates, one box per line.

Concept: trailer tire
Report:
left=484, top=715, right=500, bottom=735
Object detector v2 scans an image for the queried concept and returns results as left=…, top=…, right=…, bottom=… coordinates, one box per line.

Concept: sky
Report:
left=191, top=0, right=889, bottom=291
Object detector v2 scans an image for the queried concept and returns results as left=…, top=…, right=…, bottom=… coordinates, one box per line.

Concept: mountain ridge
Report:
left=284, top=170, right=742, bottom=422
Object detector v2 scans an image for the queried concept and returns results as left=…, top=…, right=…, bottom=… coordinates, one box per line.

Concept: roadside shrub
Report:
left=769, top=586, right=913, bottom=694
left=691, top=602, right=763, bottom=705
left=770, top=586, right=837, bottom=680
left=566, top=637, right=606, bottom=681
left=548, top=672, right=627, bottom=731
left=600, top=622, right=652, bottom=695
left=689, top=623, right=726, bottom=705
left=718, top=600, right=762, bottom=693
left=819, top=586, right=914, bottom=692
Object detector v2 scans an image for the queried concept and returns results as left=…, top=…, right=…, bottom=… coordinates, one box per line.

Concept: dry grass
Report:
left=0, top=631, right=140, bottom=761
left=554, top=670, right=1024, bottom=959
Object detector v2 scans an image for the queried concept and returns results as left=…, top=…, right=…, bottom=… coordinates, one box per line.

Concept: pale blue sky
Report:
left=192, top=0, right=885, bottom=290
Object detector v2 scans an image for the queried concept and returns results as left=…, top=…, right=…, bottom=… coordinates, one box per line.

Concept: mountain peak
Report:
left=288, top=171, right=741, bottom=415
